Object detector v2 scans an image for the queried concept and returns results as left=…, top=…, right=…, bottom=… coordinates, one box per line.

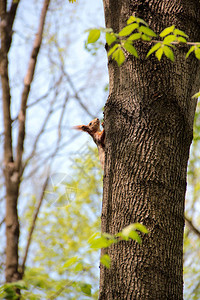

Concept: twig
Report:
left=185, top=215, right=200, bottom=238
left=15, top=0, right=51, bottom=171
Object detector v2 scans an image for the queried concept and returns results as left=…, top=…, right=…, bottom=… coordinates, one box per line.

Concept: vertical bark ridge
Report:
left=100, top=0, right=200, bottom=299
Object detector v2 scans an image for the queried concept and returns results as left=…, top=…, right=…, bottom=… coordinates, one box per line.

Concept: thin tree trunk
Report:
left=0, top=0, right=50, bottom=283
left=100, top=1, right=200, bottom=299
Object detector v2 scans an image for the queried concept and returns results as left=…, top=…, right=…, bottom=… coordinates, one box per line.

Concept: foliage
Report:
left=20, top=147, right=102, bottom=299
left=184, top=100, right=200, bottom=300
left=86, top=15, right=200, bottom=72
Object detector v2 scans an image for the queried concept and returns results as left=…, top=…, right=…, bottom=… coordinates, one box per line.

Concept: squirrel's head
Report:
left=88, top=118, right=100, bottom=132
left=73, top=118, right=100, bottom=133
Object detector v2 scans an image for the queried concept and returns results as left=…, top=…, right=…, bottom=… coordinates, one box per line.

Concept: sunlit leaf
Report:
left=141, top=34, right=151, bottom=41
left=87, top=29, right=101, bottom=44
left=123, top=42, right=138, bottom=58
left=139, top=26, right=157, bottom=37
left=177, top=36, right=187, bottom=43
left=195, top=47, right=200, bottom=60
left=128, top=33, right=141, bottom=41
left=174, top=29, right=188, bottom=38
left=100, top=254, right=111, bottom=268
left=185, top=46, right=195, bottom=59
left=160, top=25, right=175, bottom=37
left=146, top=42, right=161, bottom=58
left=163, top=45, right=174, bottom=61
left=112, top=48, right=125, bottom=66
left=106, top=32, right=117, bottom=45
left=163, top=35, right=176, bottom=44
left=108, top=44, right=119, bottom=56
left=155, top=47, right=164, bottom=61
left=119, top=23, right=139, bottom=36
left=192, top=91, right=200, bottom=99
left=127, top=16, right=137, bottom=24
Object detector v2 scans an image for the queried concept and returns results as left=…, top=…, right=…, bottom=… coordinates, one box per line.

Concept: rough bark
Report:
left=100, top=0, right=200, bottom=299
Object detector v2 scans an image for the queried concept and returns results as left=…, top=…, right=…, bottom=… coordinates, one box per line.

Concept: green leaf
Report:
left=139, top=26, right=157, bottom=37
left=185, top=45, right=195, bottom=59
left=112, top=48, right=125, bottom=66
left=127, top=16, right=136, bottom=25
left=118, top=224, right=141, bottom=243
left=123, top=42, right=138, bottom=58
left=146, top=42, right=161, bottom=58
left=108, top=44, right=119, bottom=56
left=87, top=29, right=101, bottom=44
left=132, top=223, right=149, bottom=234
left=136, top=17, right=148, bottom=26
left=100, top=254, right=111, bottom=268
left=192, top=91, right=200, bottom=99
left=89, top=236, right=113, bottom=249
left=155, top=47, right=164, bottom=61
left=177, top=36, right=187, bottom=43
left=195, top=48, right=200, bottom=60
left=160, top=25, right=175, bottom=37
left=163, top=35, right=176, bottom=44
left=119, top=23, right=139, bottom=36
left=174, top=29, right=188, bottom=38
left=128, top=33, right=141, bottom=41
left=106, top=32, right=117, bottom=46
left=79, top=283, right=92, bottom=296
left=62, top=256, right=79, bottom=269
left=163, top=45, right=174, bottom=61
left=141, top=34, right=151, bottom=41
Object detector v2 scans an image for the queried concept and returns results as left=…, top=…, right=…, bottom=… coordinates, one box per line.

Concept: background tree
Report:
left=100, top=1, right=200, bottom=299
left=0, top=0, right=106, bottom=298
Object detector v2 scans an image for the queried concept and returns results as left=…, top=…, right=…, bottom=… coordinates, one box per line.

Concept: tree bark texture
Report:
left=100, top=1, right=200, bottom=299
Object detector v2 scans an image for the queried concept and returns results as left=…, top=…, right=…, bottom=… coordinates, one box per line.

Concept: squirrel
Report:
left=73, top=118, right=105, bottom=169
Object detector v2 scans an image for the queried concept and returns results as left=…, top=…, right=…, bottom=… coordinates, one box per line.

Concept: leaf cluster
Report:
left=86, top=16, right=200, bottom=67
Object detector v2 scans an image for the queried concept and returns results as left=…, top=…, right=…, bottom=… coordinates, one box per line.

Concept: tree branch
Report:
left=185, top=215, right=200, bottom=239
left=15, top=0, right=50, bottom=171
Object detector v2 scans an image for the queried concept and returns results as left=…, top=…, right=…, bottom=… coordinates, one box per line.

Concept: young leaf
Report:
left=155, top=47, right=164, bottom=61
left=128, top=33, right=141, bottom=41
left=136, top=17, right=148, bottom=27
left=119, top=23, right=139, bottom=37
left=87, top=29, right=101, bottom=44
left=163, top=35, right=176, bottom=44
left=146, top=42, right=161, bottom=58
left=160, top=25, right=175, bottom=37
left=185, top=45, right=195, bottom=59
left=106, top=32, right=117, bottom=46
left=192, top=91, right=200, bottom=99
left=100, top=254, right=111, bottom=268
left=141, top=34, right=151, bottom=41
left=174, top=29, right=188, bottom=38
left=132, top=223, right=149, bottom=233
left=139, top=25, right=157, bottom=37
left=123, top=42, right=138, bottom=58
left=177, top=36, right=187, bottom=43
left=195, top=47, right=200, bottom=60
left=163, top=45, right=174, bottom=61
left=112, top=48, right=125, bottom=66
left=108, top=44, right=119, bottom=57
left=127, top=16, right=136, bottom=25
left=79, top=283, right=92, bottom=296
left=62, top=256, right=79, bottom=269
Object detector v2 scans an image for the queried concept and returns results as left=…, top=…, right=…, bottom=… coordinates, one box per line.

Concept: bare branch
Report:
left=185, top=215, right=200, bottom=239
left=21, top=175, right=49, bottom=276
left=15, top=0, right=51, bottom=171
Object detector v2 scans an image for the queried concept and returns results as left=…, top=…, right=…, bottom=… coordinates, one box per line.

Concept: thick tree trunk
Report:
left=100, top=1, right=200, bottom=299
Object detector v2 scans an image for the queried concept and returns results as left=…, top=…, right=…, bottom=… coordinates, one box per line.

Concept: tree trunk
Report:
left=100, top=1, right=200, bottom=299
